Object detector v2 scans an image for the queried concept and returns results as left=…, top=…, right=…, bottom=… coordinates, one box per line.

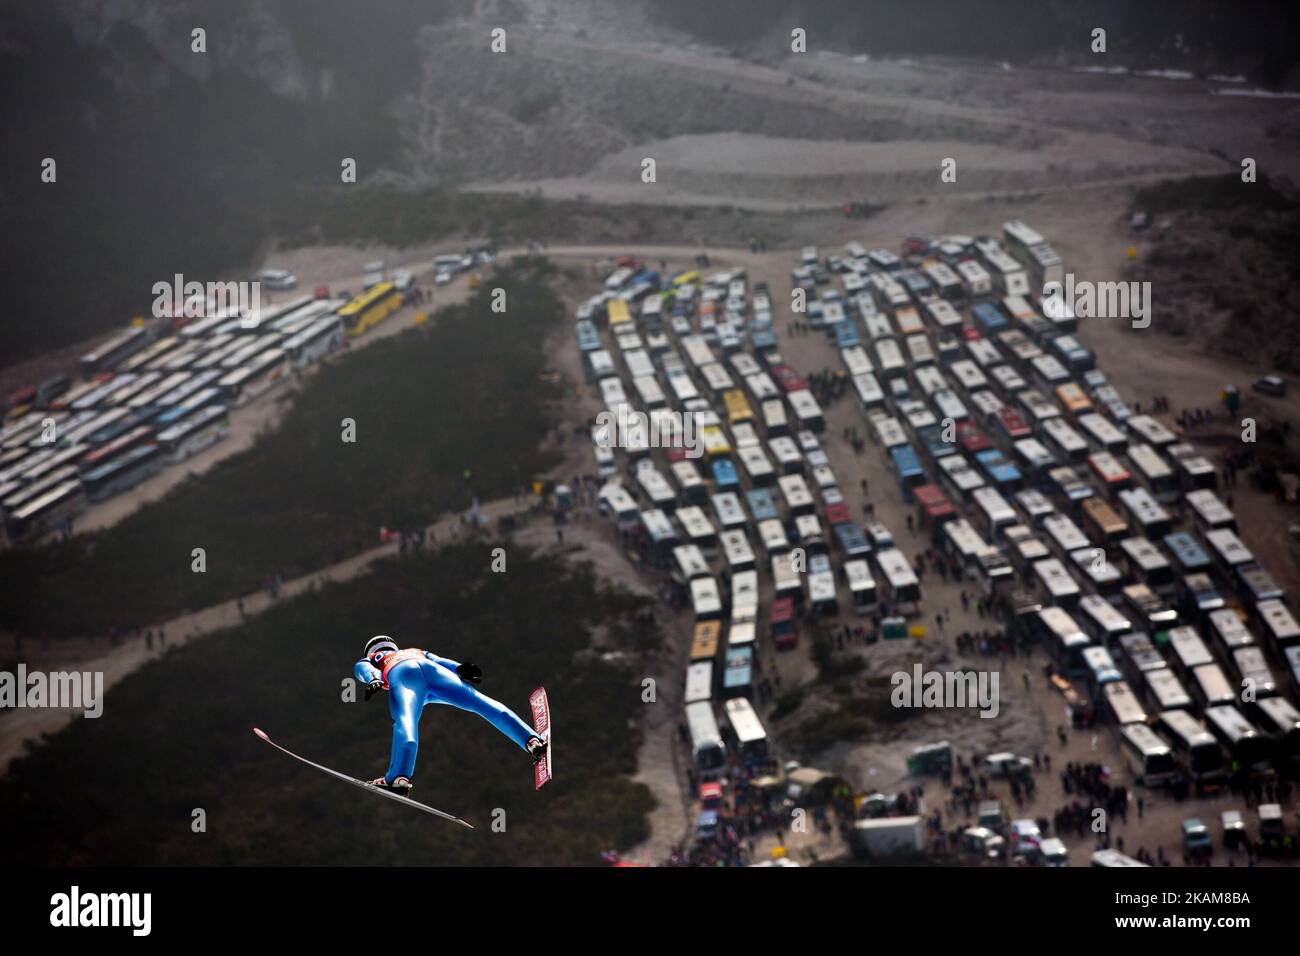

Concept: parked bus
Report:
left=1117, top=489, right=1171, bottom=542
left=1102, top=679, right=1147, bottom=725
left=675, top=545, right=712, bottom=583
left=1080, top=497, right=1128, bottom=549
left=1119, top=536, right=1176, bottom=599
left=971, top=486, right=1018, bottom=541
left=4, top=479, right=87, bottom=540
left=691, top=577, right=723, bottom=620
left=1042, top=513, right=1090, bottom=559
left=1041, top=418, right=1089, bottom=464
left=1121, top=722, right=1176, bottom=786
left=1203, top=528, right=1253, bottom=580
left=1123, top=583, right=1179, bottom=634
left=1145, top=668, right=1193, bottom=714
left=155, top=404, right=231, bottom=463
left=1037, top=606, right=1091, bottom=678
left=1255, top=696, right=1300, bottom=772
left=338, top=282, right=401, bottom=338
left=787, top=389, right=825, bottom=433
left=1258, top=600, right=1300, bottom=650
left=1160, top=709, right=1227, bottom=793
left=1204, top=705, right=1272, bottom=775
left=216, top=348, right=290, bottom=407
left=1033, top=557, right=1081, bottom=608
left=80, top=443, right=164, bottom=502
left=1127, top=443, right=1178, bottom=505
left=1163, top=532, right=1210, bottom=577
left=777, top=474, right=815, bottom=516
left=1088, top=452, right=1133, bottom=502
left=1230, top=646, right=1277, bottom=700
left=685, top=700, right=725, bottom=779
left=1078, top=593, right=1131, bottom=644
left=842, top=559, right=878, bottom=617
left=875, top=548, right=921, bottom=616
left=685, top=661, right=714, bottom=705
left=1186, top=489, right=1235, bottom=532
left=723, top=697, right=769, bottom=762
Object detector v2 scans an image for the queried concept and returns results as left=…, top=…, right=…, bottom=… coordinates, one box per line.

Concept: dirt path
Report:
left=0, top=495, right=530, bottom=774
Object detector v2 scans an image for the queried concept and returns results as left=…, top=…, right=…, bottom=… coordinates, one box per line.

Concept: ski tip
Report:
left=458, top=818, right=475, bottom=830
left=253, top=727, right=270, bottom=742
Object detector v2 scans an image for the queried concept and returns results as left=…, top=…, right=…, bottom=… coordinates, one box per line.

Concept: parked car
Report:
left=983, top=752, right=1034, bottom=779
left=434, top=270, right=452, bottom=287
left=1253, top=375, right=1287, bottom=397
left=1038, top=837, right=1069, bottom=867
left=961, top=826, right=1005, bottom=861
left=1182, top=818, right=1213, bottom=858
left=1009, top=819, right=1043, bottom=859
left=258, top=268, right=297, bottom=291
left=1221, top=810, right=1247, bottom=849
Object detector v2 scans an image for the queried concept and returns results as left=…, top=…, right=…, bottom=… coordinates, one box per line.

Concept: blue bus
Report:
left=833, top=521, right=872, bottom=558
left=711, top=459, right=740, bottom=491
left=745, top=487, right=779, bottom=523
left=832, top=321, right=860, bottom=349
left=723, top=645, right=754, bottom=699
left=972, top=302, right=1008, bottom=336
left=889, top=444, right=926, bottom=503
left=975, top=448, right=1024, bottom=492
left=575, top=320, right=601, bottom=352
left=750, top=325, right=777, bottom=351
left=917, top=424, right=956, bottom=463
left=1163, top=532, right=1211, bottom=576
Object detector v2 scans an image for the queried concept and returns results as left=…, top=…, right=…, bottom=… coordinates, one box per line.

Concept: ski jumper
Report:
left=354, top=648, right=539, bottom=784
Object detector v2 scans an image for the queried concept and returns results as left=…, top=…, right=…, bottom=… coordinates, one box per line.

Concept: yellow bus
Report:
left=673, top=270, right=701, bottom=288
left=691, top=620, right=721, bottom=661
left=606, top=298, right=633, bottom=331
left=338, top=282, right=401, bottom=338
left=1055, top=382, right=1094, bottom=421
left=700, top=425, right=732, bottom=459
left=723, top=388, right=755, bottom=426
left=1081, top=496, right=1129, bottom=547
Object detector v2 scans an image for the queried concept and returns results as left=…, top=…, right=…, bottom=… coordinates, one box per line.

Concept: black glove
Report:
left=457, top=662, right=483, bottom=685
left=364, top=679, right=383, bottom=701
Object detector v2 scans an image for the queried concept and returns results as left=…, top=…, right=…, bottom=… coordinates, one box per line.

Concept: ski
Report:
left=253, top=727, right=474, bottom=829
left=529, top=686, right=552, bottom=790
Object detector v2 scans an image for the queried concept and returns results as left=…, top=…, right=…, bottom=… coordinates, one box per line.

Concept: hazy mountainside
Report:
left=648, top=0, right=1300, bottom=86
left=0, top=0, right=463, bottom=363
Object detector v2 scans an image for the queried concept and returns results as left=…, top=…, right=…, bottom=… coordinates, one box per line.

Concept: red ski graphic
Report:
left=529, top=686, right=552, bottom=790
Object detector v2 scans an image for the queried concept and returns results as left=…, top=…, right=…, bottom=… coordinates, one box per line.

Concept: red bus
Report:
left=958, top=422, right=993, bottom=455
left=771, top=597, right=797, bottom=650
left=1088, top=451, right=1133, bottom=501
left=996, top=407, right=1032, bottom=442
left=825, top=501, right=851, bottom=526
left=915, top=483, right=957, bottom=528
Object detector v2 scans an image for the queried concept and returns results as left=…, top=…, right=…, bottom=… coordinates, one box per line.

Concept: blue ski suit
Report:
left=354, top=648, right=539, bottom=783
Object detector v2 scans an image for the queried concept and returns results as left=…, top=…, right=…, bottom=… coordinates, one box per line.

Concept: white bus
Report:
left=772, top=552, right=803, bottom=602
left=1145, top=669, right=1193, bottom=713
left=636, top=467, right=676, bottom=511
left=1258, top=600, right=1300, bottom=649
left=1126, top=414, right=1178, bottom=451
left=965, top=338, right=1003, bottom=370
left=1120, top=723, right=1177, bottom=786
left=842, top=558, right=878, bottom=616
left=971, top=486, right=1018, bottom=542
left=875, top=547, right=921, bottom=616
left=685, top=700, right=725, bottom=778
left=1127, top=443, right=1178, bottom=504
left=1118, top=487, right=1173, bottom=540
left=1078, top=593, right=1131, bottom=644
left=956, top=259, right=993, bottom=298
left=806, top=562, right=839, bottom=617
left=778, top=473, right=815, bottom=516
left=873, top=338, right=907, bottom=381
left=841, top=346, right=874, bottom=377
left=736, top=445, right=776, bottom=487
left=905, top=334, right=936, bottom=368
left=1185, top=489, right=1235, bottom=532
left=156, top=404, right=232, bottom=463
left=711, top=492, right=748, bottom=530
left=282, top=315, right=345, bottom=369
left=870, top=414, right=909, bottom=450
left=787, top=389, right=825, bottom=433
left=675, top=505, right=717, bottom=550
left=937, top=453, right=985, bottom=503
left=1033, top=557, right=1081, bottom=607
left=768, top=436, right=804, bottom=474
left=760, top=397, right=790, bottom=437
left=671, top=460, right=709, bottom=506
left=1038, top=606, right=1091, bottom=677
left=1078, top=412, right=1128, bottom=456
left=758, top=518, right=791, bottom=556
left=948, top=360, right=988, bottom=398
left=685, top=661, right=714, bottom=704
left=1119, top=536, right=1176, bottom=599
left=1102, top=679, right=1147, bottom=726
left=724, top=697, right=769, bottom=761
left=216, top=348, right=289, bottom=407
left=691, top=577, right=723, bottom=620
left=1041, top=418, right=1089, bottom=464
left=700, top=362, right=735, bottom=396
left=1042, top=513, right=1090, bottom=559
left=852, top=373, right=885, bottom=411
left=673, top=544, right=712, bottom=582
left=1203, top=527, right=1253, bottom=578
left=720, top=528, right=757, bottom=573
